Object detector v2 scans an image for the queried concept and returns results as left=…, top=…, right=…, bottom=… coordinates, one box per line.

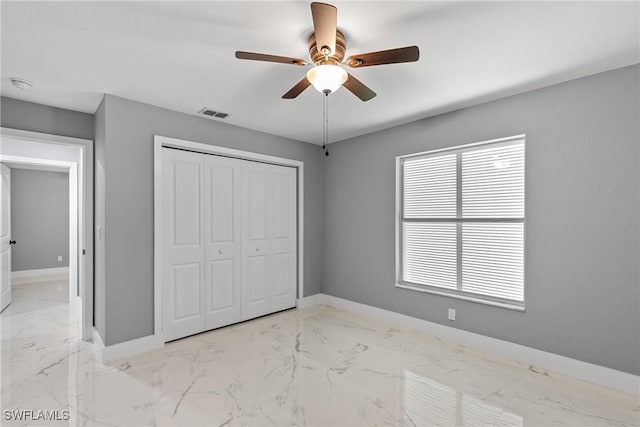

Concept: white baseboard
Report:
left=92, top=327, right=105, bottom=355
left=296, top=294, right=325, bottom=309
left=92, top=327, right=164, bottom=364
left=300, top=293, right=639, bottom=396
left=12, top=267, right=69, bottom=285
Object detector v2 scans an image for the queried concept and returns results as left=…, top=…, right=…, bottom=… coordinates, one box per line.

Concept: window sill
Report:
left=395, top=283, right=526, bottom=312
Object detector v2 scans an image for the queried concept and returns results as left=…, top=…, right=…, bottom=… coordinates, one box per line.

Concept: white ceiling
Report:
left=1, top=1, right=638, bottom=144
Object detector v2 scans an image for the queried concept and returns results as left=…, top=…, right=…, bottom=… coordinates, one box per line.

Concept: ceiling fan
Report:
left=235, top=2, right=420, bottom=102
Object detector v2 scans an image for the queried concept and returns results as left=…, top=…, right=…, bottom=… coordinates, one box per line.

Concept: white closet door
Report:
left=242, top=163, right=297, bottom=320
left=162, top=149, right=205, bottom=341
left=161, top=147, right=298, bottom=341
left=270, top=165, right=297, bottom=312
left=242, top=162, right=271, bottom=320
left=204, top=155, right=242, bottom=329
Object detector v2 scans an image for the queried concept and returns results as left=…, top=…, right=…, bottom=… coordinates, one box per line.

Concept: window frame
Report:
left=395, top=134, right=526, bottom=311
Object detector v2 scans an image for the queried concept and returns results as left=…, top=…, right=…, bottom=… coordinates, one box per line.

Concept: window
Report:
left=397, top=135, right=525, bottom=310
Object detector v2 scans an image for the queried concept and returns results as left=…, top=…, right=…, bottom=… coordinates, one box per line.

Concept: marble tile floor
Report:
left=1, top=279, right=638, bottom=427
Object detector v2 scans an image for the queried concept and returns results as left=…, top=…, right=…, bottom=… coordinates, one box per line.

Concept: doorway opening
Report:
left=0, top=128, right=93, bottom=341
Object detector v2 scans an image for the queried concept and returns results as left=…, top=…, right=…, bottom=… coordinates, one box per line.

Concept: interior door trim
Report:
left=153, top=135, right=304, bottom=340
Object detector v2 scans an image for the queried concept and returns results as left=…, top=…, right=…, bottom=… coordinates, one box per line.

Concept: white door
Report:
left=270, top=165, right=297, bottom=312
left=242, top=163, right=297, bottom=320
left=242, top=162, right=271, bottom=320
left=204, top=155, right=242, bottom=329
left=0, top=164, right=11, bottom=312
left=162, top=149, right=205, bottom=341
left=161, top=148, right=299, bottom=341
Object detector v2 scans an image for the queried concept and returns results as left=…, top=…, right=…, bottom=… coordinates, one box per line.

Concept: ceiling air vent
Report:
left=198, top=108, right=230, bottom=119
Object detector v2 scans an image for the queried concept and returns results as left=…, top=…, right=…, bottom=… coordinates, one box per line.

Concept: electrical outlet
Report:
left=448, top=308, right=456, bottom=321
left=57, top=255, right=63, bottom=262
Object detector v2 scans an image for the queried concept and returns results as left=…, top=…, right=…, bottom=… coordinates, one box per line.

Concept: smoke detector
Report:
left=10, top=78, right=33, bottom=90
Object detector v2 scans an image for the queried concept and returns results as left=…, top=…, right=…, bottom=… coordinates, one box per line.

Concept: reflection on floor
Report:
left=1, top=279, right=638, bottom=426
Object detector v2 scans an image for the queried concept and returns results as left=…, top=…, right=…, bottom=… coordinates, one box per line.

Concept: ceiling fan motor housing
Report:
left=309, top=30, right=346, bottom=64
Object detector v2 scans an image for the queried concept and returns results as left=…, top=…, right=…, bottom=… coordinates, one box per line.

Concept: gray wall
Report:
left=323, top=64, right=640, bottom=375
left=95, top=94, right=324, bottom=346
left=94, top=98, right=107, bottom=338
left=10, top=169, right=69, bottom=271
left=1, top=96, right=94, bottom=140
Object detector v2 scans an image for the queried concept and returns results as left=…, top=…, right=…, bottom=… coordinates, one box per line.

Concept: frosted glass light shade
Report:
left=306, top=65, right=348, bottom=94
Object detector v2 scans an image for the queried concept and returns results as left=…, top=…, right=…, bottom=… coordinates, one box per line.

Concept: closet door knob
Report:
left=218, top=249, right=224, bottom=254
left=256, top=247, right=259, bottom=252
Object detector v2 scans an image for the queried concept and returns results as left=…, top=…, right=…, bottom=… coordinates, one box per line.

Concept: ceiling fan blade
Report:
left=345, top=46, right=420, bottom=68
left=282, top=77, right=312, bottom=99
left=235, top=51, right=307, bottom=66
left=343, top=73, right=376, bottom=102
left=311, top=2, right=337, bottom=56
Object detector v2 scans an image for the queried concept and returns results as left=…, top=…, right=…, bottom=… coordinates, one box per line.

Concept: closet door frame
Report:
left=153, top=135, right=304, bottom=341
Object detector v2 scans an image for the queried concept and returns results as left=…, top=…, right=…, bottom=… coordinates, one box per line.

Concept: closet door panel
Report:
left=248, top=255, right=268, bottom=301
left=248, top=167, right=268, bottom=241
left=173, top=263, right=201, bottom=320
left=270, top=166, right=297, bottom=311
left=273, top=253, right=292, bottom=297
left=209, top=260, right=233, bottom=310
left=204, top=156, right=242, bottom=329
left=173, top=162, right=201, bottom=246
left=242, top=162, right=271, bottom=320
left=162, top=149, right=205, bottom=341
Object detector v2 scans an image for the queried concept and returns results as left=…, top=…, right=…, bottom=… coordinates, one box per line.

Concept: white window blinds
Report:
left=399, top=136, right=525, bottom=308
left=404, top=154, right=457, bottom=218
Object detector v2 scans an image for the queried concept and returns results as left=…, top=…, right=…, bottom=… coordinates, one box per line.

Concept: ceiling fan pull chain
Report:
left=322, top=93, right=326, bottom=151
left=323, top=92, right=329, bottom=156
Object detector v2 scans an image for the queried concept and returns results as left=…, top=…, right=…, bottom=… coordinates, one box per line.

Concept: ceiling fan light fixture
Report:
left=306, top=64, right=348, bottom=94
